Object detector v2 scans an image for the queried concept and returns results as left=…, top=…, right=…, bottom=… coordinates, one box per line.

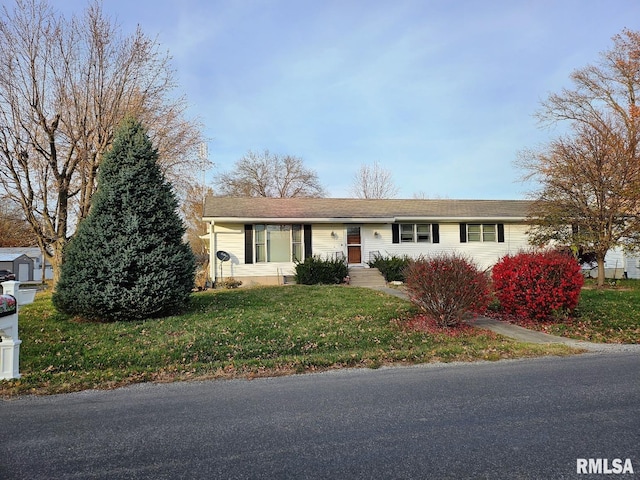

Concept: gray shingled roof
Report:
left=203, top=197, right=533, bottom=222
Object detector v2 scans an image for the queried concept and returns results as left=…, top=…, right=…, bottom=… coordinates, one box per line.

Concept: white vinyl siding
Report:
left=208, top=222, right=532, bottom=282
left=382, top=223, right=529, bottom=270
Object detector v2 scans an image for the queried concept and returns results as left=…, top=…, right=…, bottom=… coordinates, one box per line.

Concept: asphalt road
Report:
left=1, top=353, right=639, bottom=480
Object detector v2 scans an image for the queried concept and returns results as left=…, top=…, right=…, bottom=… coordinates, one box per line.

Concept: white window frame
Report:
left=254, top=224, right=303, bottom=263
left=400, top=224, right=414, bottom=243
left=467, top=224, right=497, bottom=243
left=400, top=223, right=432, bottom=243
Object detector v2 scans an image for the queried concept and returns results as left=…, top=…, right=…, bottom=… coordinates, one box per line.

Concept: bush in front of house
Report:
left=295, top=255, right=348, bottom=285
left=52, top=118, right=196, bottom=321
left=491, top=250, right=584, bottom=322
left=403, top=253, right=491, bottom=327
left=367, top=253, right=411, bottom=282
left=216, top=277, right=243, bottom=289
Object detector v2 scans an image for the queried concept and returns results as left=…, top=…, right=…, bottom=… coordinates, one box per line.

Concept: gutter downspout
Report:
left=209, top=221, right=216, bottom=287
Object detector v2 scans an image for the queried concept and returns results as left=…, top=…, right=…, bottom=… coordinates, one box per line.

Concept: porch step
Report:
left=348, top=267, right=386, bottom=288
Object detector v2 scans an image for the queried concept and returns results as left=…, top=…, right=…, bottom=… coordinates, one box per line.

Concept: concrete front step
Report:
left=348, top=267, right=386, bottom=287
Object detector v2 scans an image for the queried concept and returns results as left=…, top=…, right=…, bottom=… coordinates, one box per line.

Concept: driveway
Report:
left=1, top=353, right=638, bottom=479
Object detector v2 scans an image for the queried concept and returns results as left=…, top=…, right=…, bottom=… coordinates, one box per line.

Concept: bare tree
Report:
left=0, top=196, right=37, bottom=247
left=181, top=184, right=215, bottom=257
left=0, top=0, right=204, bottom=284
left=215, top=150, right=326, bottom=198
left=412, top=191, right=447, bottom=199
left=520, top=29, right=640, bottom=286
left=349, top=160, right=399, bottom=199
left=181, top=183, right=215, bottom=289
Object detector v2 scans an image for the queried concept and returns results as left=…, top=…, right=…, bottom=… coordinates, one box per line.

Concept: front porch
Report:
left=347, top=267, right=386, bottom=288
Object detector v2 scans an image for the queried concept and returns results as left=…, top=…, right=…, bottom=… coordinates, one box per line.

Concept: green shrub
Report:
left=367, top=253, right=411, bottom=282
left=404, top=253, right=491, bottom=327
left=295, top=255, right=348, bottom=285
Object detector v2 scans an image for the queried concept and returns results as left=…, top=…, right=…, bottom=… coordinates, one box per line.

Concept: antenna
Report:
left=198, top=142, right=209, bottom=206
left=198, top=142, right=208, bottom=161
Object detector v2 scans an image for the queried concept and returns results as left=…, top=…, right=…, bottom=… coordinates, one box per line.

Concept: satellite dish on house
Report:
left=215, top=251, right=231, bottom=286
left=216, top=250, right=230, bottom=262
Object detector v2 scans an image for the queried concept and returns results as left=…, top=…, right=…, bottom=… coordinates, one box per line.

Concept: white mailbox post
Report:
left=0, top=280, right=35, bottom=380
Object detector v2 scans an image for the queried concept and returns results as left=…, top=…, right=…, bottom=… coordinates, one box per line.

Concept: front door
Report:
left=346, top=226, right=362, bottom=264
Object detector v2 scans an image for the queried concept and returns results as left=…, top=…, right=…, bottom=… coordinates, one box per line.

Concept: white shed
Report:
left=0, top=253, right=34, bottom=282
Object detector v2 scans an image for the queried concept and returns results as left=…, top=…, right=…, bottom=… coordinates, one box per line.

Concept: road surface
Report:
left=1, top=353, right=638, bottom=479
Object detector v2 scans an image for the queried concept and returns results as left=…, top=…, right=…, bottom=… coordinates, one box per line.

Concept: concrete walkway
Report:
left=370, top=286, right=640, bottom=353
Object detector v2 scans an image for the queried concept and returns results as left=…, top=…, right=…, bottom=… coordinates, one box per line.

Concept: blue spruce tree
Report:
left=53, top=118, right=196, bottom=321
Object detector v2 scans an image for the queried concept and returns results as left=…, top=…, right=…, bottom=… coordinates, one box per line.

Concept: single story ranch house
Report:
left=202, top=197, right=543, bottom=286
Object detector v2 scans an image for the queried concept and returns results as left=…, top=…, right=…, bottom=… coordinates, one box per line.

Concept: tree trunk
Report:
left=47, top=239, right=66, bottom=288
left=596, top=254, right=606, bottom=287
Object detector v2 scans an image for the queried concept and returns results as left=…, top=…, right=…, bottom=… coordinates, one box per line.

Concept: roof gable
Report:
left=0, top=253, right=31, bottom=262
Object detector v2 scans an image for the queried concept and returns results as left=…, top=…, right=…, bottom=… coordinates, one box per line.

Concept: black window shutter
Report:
left=459, top=223, right=467, bottom=243
left=497, top=223, right=505, bottom=243
left=392, top=224, right=399, bottom=244
left=304, top=224, right=312, bottom=259
left=432, top=224, right=440, bottom=244
left=244, top=224, right=253, bottom=264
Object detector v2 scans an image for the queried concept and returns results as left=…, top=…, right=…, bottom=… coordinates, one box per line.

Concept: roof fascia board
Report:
left=203, top=216, right=528, bottom=223
left=203, top=217, right=396, bottom=223
left=394, top=216, right=529, bottom=222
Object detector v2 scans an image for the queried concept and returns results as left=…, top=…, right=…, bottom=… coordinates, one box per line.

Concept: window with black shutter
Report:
left=432, top=224, right=440, bottom=244
left=460, top=223, right=467, bottom=243
left=392, top=224, right=400, bottom=244
left=304, top=225, right=312, bottom=258
left=244, top=224, right=253, bottom=264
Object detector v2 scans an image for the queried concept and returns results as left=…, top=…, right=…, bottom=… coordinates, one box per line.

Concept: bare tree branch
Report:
left=349, top=160, right=399, bottom=199
left=522, top=29, right=640, bottom=286
left=215, top=150, right=326, bottom=198
left=0, top=0, right=204, bottom=284
left=0, top=194, right=37, bottom=246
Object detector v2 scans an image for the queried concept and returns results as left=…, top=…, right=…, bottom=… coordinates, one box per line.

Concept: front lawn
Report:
left=489, top=279, right=640, bottom=344
left=526, top=279, right=640, bottom=343
left=1, top=285, right=574, bottom=396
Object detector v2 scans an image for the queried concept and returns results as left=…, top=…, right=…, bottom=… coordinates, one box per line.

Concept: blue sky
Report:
left=57, top=0, right=640, bottom=199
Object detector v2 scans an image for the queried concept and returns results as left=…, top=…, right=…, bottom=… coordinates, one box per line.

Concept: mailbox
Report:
left=1, top=281, right=26, bottom=380
left=0, top=294, right=17, bottom=317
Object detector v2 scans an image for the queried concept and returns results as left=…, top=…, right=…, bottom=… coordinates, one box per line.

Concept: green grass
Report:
left=530, top=279, right=640, bottom=343
left=1, top=285, right=575, bottom=396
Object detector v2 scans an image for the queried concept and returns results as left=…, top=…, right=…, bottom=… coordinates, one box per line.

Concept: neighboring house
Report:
left=0, top=252, right=34, bottom=282
left=588, top=247, right=635, bottom=280
left=0, top=247, right=52, bottom=282
left=202, top=197, right=538, bottom=286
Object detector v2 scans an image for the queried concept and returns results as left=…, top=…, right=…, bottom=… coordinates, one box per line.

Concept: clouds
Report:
left=59, top=0, right=640, bottom=198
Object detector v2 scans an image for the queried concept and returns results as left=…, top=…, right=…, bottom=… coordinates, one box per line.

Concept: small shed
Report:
left=0, top=253, right=34, bottom=282
left=0, top=247, right=51, bottom=281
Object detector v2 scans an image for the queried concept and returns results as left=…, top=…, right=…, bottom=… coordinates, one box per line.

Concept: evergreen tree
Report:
left=53, top=118, right=196, bottom=321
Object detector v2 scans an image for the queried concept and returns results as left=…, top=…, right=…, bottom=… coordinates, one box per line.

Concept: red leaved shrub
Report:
left=404, top=253, right=490, bottom=327
left=491, top=250, right=584, bottom=322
